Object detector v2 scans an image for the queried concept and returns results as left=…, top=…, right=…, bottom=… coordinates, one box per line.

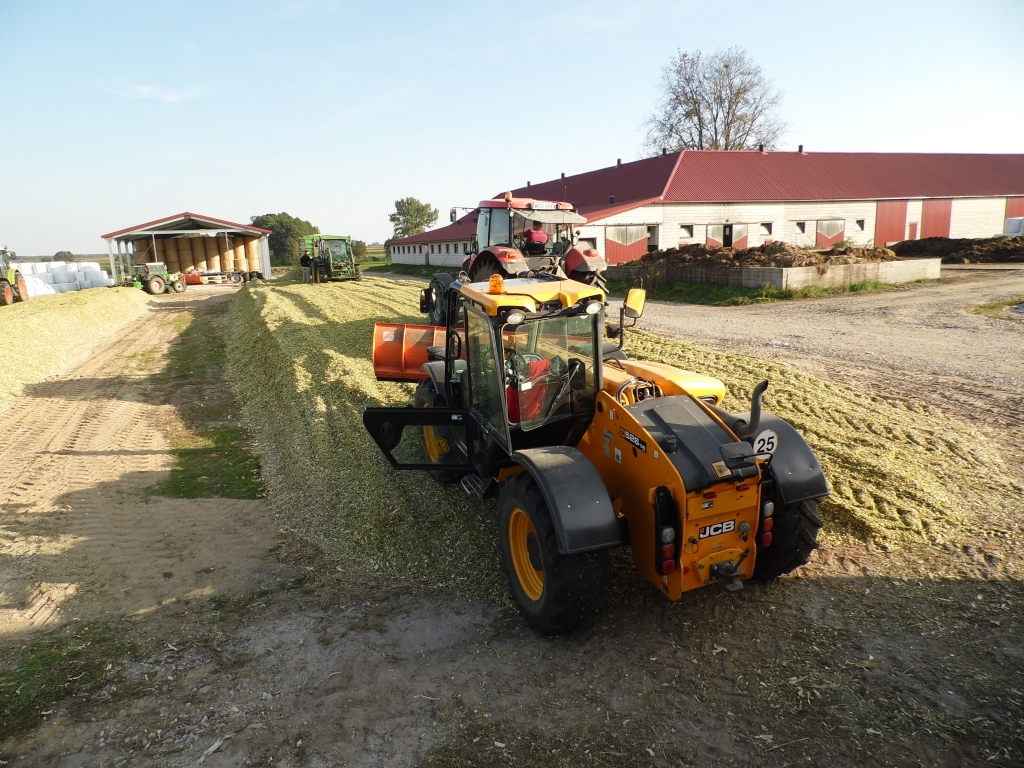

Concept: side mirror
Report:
left=450, top=208, right=457, bottom=223
left=624, top=288, right=646, bottom=319
left=470, top=238, right=479, bottom=255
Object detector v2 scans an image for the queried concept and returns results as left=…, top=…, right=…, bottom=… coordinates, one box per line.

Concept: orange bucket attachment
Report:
left=372, top=322, right=447, bottom=382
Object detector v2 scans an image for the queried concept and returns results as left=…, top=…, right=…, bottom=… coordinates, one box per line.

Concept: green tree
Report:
left=53, top=250, right=74, bottom=260
left=250, top=213, right=319, bottom=266
left=352, top=240, right=367, bottom=260
left=389, top=198, right=437, bottom=239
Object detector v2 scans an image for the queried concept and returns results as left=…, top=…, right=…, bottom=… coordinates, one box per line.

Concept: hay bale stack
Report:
left=219, top=236, right=234, bottom=272
left=178, top=238, right=195, bottom=271
left=232, top=240, right=246, bottom=273
left=204, top=237, right=221, bottom=272
left=244, top=237, right=261, bottom=273
left=191, top=237, right=208, bottom=272
left=132, top=238, right=151, bottom=264
left=164, top=238, right=181, bottom=273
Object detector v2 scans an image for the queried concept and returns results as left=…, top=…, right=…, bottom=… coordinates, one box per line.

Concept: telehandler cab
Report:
left=422, top=195, right=606, bottom=326
left=364, top=275, right=828, bottom=634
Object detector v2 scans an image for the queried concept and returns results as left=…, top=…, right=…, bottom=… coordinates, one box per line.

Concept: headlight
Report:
left=584, top=300, right=602, bottom=315
left=505, top=310, right=526, bottom=325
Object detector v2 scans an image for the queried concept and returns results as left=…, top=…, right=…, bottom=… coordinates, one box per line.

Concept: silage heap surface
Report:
left=227, top=276, right=1021, bottom=601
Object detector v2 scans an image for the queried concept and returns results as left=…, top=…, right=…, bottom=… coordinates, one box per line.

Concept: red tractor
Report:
left=423, top=195, right=607, bottom=326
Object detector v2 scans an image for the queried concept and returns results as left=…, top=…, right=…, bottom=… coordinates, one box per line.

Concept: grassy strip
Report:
left=0, top=621, right=133, bottom=737
left=607, top=278, right=933, bottom=305
left=362, top=263, right=459, bottom=279
left=967, top=294, right=1024, bottom=322
left=0, top=287, right=152, bottom=407
left=224, top=276, right=1021, bottom=600
left=144, top=300, right=263, bottom=500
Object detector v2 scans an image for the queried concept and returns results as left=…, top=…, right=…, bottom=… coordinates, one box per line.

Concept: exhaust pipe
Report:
left=733, top=380, right=769, bottom=437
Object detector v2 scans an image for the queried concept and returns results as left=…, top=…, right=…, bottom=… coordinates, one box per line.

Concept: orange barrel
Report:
left=164, top=238, right=181, bottom=273
left=191, top=237, right=208, bottom=272
left=204, top=237, right=221, bottom=272
left=244, top=237, right=261, bottom=273
left=219, top=236, right=234, bottom=271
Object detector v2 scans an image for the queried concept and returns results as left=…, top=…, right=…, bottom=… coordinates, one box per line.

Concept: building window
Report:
left=446, top=243, right=450, bottom=254
left=679, top=224, right=694, bottom=238
left=795, top=222, right=806, bottom=234
left=759, top=222, right=773, bottom=235
left=855, top=219, right=866, bottom=231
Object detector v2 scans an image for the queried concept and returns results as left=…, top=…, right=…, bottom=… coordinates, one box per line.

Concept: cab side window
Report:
left=466, top=306, right=508, bottom=445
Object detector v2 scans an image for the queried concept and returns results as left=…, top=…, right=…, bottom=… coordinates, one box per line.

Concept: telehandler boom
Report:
left=364, top=274, right=828, bottom=634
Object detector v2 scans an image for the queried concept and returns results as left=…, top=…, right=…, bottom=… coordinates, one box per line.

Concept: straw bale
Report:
left=226, top=276, right=1021, bottom=601
left=244, top=237, right=260, bottom=272
left=190, top=237, right=208, bottom=272
left=232, top=241, right=246, bottom=273
left=164, top=238, right=181, bottom=273
left=219, top=236, right=234, bottom=272
left=203, top=236, right=221, bottom=272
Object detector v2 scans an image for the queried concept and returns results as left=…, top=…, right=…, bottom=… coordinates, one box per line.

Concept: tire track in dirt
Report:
left=0, top=292, right=278, bottom=635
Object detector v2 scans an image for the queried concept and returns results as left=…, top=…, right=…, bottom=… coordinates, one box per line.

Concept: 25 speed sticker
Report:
left=752, top=429, right=778, bottom=456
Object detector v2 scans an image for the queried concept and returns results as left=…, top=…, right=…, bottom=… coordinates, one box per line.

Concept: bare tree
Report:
left=642, top=47, right=787, bottom=154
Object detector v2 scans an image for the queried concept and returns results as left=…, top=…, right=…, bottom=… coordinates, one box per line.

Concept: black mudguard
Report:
left=422, top=360, right=445, bottom=396
left=511, top=446, right=622, bottom=555
left=754, top=412, right=830, bottom=505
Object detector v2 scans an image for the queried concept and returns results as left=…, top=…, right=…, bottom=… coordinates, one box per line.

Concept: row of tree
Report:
left=257, top=47, right=785, bottom=262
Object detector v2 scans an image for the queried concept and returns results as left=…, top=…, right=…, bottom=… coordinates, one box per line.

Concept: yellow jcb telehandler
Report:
left=363, top=274, right=828, bottom=634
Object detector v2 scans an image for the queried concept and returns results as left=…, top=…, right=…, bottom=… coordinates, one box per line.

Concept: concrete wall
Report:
left=605, top=258, right=941, bottom=290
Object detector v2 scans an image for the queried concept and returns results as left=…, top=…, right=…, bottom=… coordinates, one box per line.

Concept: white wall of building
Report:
left=950, top=198, right=1006, bottom=238
left=391, top=243, right=425, bottom=265
left=390, top=240, right=472, bottom=267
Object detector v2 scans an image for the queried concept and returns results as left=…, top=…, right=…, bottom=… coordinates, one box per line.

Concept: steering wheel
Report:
left=504, top=349, right=542, bottom=382
left=513, top=234, right=527, bottom=253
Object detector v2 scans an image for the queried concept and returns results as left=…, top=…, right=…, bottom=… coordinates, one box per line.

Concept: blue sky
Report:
left=1, top=0, right=1021, bottom=255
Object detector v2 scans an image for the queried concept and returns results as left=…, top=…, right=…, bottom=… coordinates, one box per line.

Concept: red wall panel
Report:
left=921, top=198, right=952, bottom=238
left=604, top=238, right=648, bottom=264
left=875, top=200, right=908, bottom=245
left=816, top=229, right=845, bottom=248
left=1006, top=197, right=1024, bottom=219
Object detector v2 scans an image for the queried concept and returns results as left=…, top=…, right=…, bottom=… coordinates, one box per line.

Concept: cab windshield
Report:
left=324, top=240, right=349, bottom=257
left=513, top=213, right=574, bottom=255
left=506, top=314, right=598, bottom=431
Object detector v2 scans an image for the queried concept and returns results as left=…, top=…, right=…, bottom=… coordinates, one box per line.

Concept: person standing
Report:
left=300, top=250, right=313, bottom=283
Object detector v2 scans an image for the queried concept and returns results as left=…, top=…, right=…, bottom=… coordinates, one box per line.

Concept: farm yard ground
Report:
left=0, top=276, right=1021, bottom=767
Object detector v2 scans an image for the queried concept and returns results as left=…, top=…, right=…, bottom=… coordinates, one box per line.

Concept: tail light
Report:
left=761, top=517, right=774, bottom=533
left=661, top=543, right=675, bottom=559
left=761, top=532, right=773, bottom=547
left=661, top=560, right=676, bottom=574
left=653, top=486, right=680, bottom=576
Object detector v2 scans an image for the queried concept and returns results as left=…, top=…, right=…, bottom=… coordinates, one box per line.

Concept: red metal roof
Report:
left=663, top=151, right=1024, bottom=203
left=392, top=215, right=476, bottom=245
left=101, top=212, right=272, bottom=240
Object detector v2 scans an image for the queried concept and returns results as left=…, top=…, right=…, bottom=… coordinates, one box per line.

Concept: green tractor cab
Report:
left=123, top=262, right=185, bottom=295
left=304, top=235, right=362, bottom=283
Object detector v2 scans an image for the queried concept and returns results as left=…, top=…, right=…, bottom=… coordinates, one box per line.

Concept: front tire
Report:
left=753, top=498, right=822, bottom=581
left=13, top=272, right=28, bottom=302
left=172, top=279, right=186, bottom=293
left=498, top=473, right=611, bottom=635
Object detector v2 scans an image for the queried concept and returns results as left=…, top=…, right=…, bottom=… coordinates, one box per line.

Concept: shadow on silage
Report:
left=225, top=281, right=510, bottom=602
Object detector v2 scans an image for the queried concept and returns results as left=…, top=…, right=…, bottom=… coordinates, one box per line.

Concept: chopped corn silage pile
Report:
left=227, top=276, right=1020, bottom=599
left=0, top=287, right=153, bottom=408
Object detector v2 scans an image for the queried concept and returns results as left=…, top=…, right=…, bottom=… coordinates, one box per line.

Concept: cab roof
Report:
left=458, top=277, right=604, bottom=316
left=477, top=197, right=576, bottom=211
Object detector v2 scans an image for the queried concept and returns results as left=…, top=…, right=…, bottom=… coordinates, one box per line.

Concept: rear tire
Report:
left=498, top=472, right=611, bottom=635
left=413, top=379, right=463, bottom=485
left=469, top=257, right=507, bottom=282
left=426, top=274, right=453, bottom=326
left=13, top=272, right=28, bottom=302
left=753, top=499, right=822, bottom=581
left=0, top=280, right=13, bottom=306
left=145, top=275, right=166, bottom=295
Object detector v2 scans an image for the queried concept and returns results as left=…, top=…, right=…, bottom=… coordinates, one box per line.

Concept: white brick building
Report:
left=390, top=151, right=1024, bottom=266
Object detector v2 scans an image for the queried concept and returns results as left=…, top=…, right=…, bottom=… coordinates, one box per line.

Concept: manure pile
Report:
left=227, top=277, right=1019, bottom=598
left=890, top=235, right=1024, bottom=263
left=0, top=287, right=152, bottom=407
left=636, top=241, right=899, bottom=269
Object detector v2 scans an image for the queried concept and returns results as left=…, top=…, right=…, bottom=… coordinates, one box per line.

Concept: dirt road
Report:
left=1, top=286, right=1022, bottom=767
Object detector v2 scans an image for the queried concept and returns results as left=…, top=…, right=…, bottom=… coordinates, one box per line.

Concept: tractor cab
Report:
left=133, top=262, right=166, bottom=277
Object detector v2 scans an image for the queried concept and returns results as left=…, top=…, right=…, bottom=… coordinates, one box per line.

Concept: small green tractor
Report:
left=0, top=246, right=28, bottom=305
left=123, top=262, right=185, bottom=295
left=303, top=235, right=362, bottom=283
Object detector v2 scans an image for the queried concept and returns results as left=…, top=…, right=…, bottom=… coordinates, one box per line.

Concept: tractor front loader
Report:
left=422, top=195, right=606, bottom=327
left=363, top=274, right=829, bottom=634
left=0, top=246, right=28, bottom=305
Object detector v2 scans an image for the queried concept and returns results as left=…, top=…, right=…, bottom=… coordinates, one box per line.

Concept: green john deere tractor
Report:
left=122, top=262, right=186, bottom=295
left=0, top=246, right=28, bottom=306
left=304, top=235, right=362, bottom=283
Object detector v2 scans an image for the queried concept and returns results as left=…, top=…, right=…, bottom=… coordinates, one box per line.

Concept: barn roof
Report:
left=102, top=212, right=271, bottom=241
